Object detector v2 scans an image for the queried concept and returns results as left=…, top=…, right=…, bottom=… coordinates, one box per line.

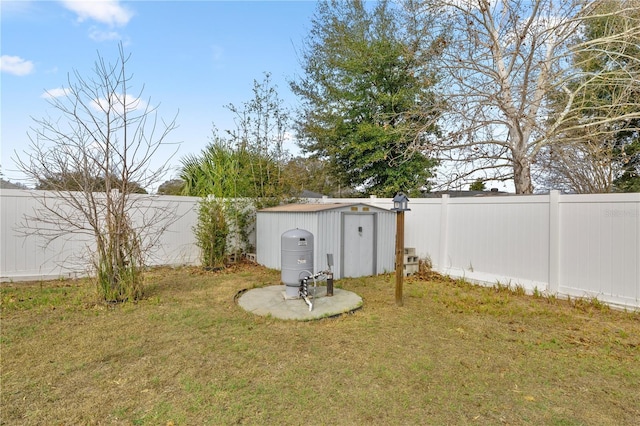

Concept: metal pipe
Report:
left=297, top=268, right=333, bottom=310
left=299, top=278, right=313, bottom=311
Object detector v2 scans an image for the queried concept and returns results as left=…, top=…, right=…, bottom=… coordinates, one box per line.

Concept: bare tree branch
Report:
left=415, top=0, right=639, bottom=193
left=14, top=45, right=180, bottom=301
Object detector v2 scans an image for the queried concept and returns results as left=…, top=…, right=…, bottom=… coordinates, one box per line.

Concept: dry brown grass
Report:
left=2, top=263, right=639, bottom=425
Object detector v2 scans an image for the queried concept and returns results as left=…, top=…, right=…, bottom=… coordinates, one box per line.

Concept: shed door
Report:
left=342, top=214, right=376, bottom=277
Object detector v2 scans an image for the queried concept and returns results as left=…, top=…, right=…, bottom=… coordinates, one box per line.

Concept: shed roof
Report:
left=259, top=203, right=389, bottom=213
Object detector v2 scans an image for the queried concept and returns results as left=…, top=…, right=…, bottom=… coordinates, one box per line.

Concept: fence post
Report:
left=548, top=190, right=560, bottom=295
left=438, top=194, right=449, bottom=272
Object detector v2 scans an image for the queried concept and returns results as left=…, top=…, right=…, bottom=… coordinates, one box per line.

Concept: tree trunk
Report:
left=513, top=156, right=534, bottom=194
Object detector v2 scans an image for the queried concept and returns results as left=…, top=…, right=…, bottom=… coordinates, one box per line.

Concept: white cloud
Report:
left=41, top=88, right=72, bottom=99
left=0, top=55, right=34, bottom=76
left=90, top=93, right=148, bottom=114
left=89, top=27, right=121, bottom=42
left=60, top=0, right=133, bottom=27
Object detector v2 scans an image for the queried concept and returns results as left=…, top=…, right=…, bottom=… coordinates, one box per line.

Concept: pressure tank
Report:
left=281, top=228, right=314, bottom=298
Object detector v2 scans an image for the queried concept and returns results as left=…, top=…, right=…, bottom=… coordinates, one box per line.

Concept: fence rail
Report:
left=1, top=189, right=638, bottom=309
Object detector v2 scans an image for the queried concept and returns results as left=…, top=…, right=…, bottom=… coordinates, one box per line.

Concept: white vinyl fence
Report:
left=2, top=189, right=639, bottom=309
left=1, top=189, right=201, bottom=282
left=328, top=191, right=639, bottom=310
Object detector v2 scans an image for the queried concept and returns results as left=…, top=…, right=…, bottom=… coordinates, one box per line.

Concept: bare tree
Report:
left=15, top=45, right=179, bottom=302
left=535, top=138, right=617, bottom=193
left=537, top=0, right=640, bottom=193
left=417, top=0, right=640, bottom=193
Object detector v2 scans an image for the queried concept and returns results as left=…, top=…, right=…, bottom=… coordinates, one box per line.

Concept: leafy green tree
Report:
left=156, top=179, right=186, bottom=195
left=469, top=179, right=486, bottom=191
left=180, top=136, right=254, bottom=259
left=225, top=73, right=291, bottom=200
left=291, top=0, right=439, bottom=197
left=36, top=172, right=147, bottom=194
left=181, top=74, right=291, bottom=201
left=180, top=136, right=246, bottom=198
left=613, top=138, right=640, bottom=192
left=180, top=74, right=292, bottom=261
left=280, top=156, right=341, bottom=197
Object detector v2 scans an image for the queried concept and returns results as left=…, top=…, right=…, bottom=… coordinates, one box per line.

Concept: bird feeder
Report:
left=391, top=192, right=411, bottom=212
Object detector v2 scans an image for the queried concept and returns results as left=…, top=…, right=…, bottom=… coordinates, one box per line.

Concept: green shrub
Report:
left=95, top=217, right=144, bottom=303
left=194, top=197, right=228, bottom=269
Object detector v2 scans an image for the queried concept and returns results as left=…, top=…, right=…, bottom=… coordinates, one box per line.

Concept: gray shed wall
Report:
left=256, top=204, right=396, bottom=279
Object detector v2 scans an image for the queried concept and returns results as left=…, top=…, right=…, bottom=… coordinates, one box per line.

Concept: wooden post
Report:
left=395, top=210, right=404, bottom=306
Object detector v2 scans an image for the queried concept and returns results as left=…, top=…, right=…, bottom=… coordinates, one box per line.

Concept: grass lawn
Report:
left=1, top=263, right=639, bottom=425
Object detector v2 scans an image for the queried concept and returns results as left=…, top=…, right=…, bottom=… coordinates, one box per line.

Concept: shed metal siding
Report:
left=256, top=212, right=318, bottom=270
left=316, top=210, right=340, bottom=275
left=256, top=203, right=395, bottom=279
left=375, top=210, right=396, bottom=274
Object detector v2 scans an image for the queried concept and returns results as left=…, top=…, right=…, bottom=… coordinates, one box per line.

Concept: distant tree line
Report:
left=177, top=0, right=639, bottom=196
left=10, top=0, right=639, bottom=303
left=21, top=0, right=638, bottom=198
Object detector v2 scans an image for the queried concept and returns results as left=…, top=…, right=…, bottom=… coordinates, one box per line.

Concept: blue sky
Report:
left=1, top=0, right=318, bottom=186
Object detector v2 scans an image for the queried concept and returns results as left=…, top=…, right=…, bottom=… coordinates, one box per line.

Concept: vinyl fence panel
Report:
left=557, top=194, right=640, bottom=307
left=1, top=189, right=200, bottom=281
left=1, top=189, right=95, bottom=281
left=318, top=192, right=639, bottom=310
left=2, top=190, right=638, bottom=310
left=442, top=195, right=551, bottom=291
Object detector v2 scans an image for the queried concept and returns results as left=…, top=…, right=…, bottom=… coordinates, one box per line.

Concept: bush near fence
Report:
left=1, top=189, right=638, bottom=310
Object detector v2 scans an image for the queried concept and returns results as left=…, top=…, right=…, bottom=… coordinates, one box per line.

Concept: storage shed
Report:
left=256, top=203, right=396, bottom=279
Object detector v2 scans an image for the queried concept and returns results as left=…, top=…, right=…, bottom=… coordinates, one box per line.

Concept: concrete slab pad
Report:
left=237, top=285, right=362, bottom=321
